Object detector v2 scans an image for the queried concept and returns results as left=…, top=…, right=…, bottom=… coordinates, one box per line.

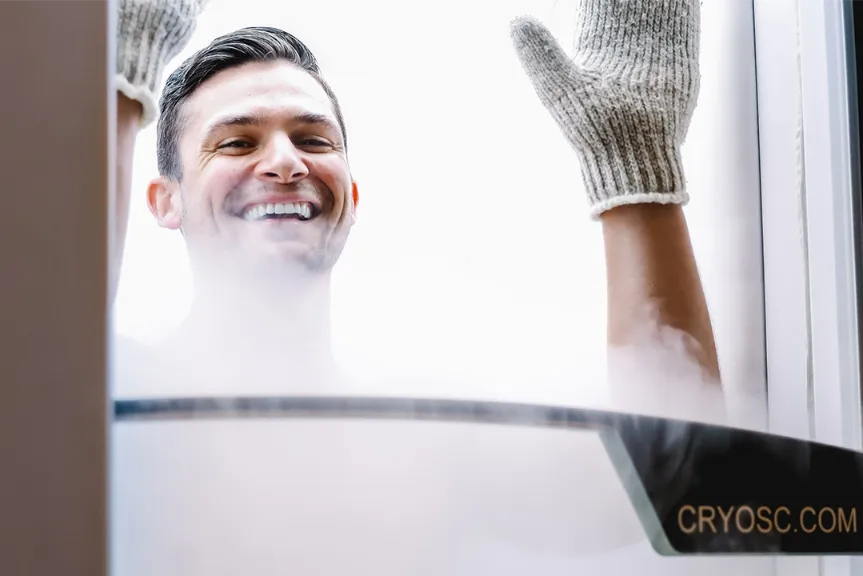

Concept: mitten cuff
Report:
left=576, top=141, right=690, bottom=220
left=116, top=0, right=202, bottom=130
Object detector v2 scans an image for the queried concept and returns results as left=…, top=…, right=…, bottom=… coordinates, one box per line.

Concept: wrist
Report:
left=117, top=91, right=143, bottom=123
left=116, top=74, right=157, bottom=128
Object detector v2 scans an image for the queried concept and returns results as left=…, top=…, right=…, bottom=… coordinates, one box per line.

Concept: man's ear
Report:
left=350, top=180, right=359, bottom=221
left=147, top=177, right=183, bottom=230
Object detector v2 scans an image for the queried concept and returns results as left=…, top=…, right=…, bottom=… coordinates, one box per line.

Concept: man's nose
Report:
left=255, top=134, right=310, bottom=183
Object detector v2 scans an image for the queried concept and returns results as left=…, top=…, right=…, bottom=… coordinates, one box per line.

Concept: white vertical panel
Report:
left=797, top=0, right=862, bottom=574
left=0, top=1, right=111, bottom=576
left=753, top=0, right=814, bottom=441
left=754, top=1, right=820, bottom=574
left=798, top=0, right=862, bottom=453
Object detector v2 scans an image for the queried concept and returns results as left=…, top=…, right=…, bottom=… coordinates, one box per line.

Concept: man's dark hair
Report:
left=156, top=26, right=348, bottom=181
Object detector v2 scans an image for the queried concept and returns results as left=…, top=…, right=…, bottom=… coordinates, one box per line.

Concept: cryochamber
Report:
left=4, top=0, right=863, bottom=575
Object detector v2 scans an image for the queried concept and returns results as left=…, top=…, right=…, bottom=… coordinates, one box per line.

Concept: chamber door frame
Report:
left=0, top=1, right=114, bottom=575
left=755, top=0, right=863, bottom=574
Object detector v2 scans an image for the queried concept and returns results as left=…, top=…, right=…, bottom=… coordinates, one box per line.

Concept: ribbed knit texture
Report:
left=510, top=0, right=701, bottom=219
left=116, top=0, right=208, bottom=128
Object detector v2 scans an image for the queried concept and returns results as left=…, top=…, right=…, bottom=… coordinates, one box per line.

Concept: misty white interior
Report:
left=114, top=0, right=770, bottom=416
left=3, top=0, right=860, bottom=574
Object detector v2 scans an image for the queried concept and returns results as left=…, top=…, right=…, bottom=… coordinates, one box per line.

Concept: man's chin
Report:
left=190, top=233, right=348, bottom=279
left=241, top=242, right=335, bottom=275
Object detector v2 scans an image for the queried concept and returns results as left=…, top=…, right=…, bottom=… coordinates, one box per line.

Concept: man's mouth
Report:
left=241, top=201, right=318, bottom=222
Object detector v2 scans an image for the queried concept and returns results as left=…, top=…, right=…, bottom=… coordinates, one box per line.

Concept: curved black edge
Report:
left=114, top=396, right=863, bottom=555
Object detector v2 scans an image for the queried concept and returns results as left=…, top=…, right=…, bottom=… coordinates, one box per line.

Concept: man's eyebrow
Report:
left=203, top=111, right=341, bottom=141
left=203, top=113, right=266, bottom=141
left=292, top=112, right=341, bottom=135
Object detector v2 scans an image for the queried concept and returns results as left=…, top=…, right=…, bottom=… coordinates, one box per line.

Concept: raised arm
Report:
left=112, top=0, right=208, bottom=301
left=511, top=0, right=725, bottom=421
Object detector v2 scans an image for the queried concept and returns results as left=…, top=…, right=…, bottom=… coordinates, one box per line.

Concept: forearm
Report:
left=601, top=204, right=720, bottom=383
left=111, top=92, right=143, bottom=302
left=110, top=0, right=207, bottom=301
left=510, top=0, right=719, bottom=399
left=601, top=204, right=726, bottom=427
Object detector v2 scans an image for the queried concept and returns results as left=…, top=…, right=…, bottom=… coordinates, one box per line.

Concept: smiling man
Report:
left=116, top=27, right=361, bottom=395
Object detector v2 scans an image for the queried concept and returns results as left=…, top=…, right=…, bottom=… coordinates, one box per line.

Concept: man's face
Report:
left=149, top=60, right=358, bottom=274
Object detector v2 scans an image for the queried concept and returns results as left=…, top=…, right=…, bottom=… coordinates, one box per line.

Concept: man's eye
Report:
left=299, top=138, right=331, bottom=147
left=218, top=140, right=252, bottom=149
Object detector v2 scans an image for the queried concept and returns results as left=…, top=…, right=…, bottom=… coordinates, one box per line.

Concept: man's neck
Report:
left=178, top=267, right=339, bottom=383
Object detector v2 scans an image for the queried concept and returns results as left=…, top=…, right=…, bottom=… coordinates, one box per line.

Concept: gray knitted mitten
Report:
left=510, top=0, right=701, bottom=219
left=116, top=0, right=209, bottom=127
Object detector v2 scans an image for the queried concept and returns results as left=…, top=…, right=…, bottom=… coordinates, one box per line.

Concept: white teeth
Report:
left=243, top=202, right=313, bottom=221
